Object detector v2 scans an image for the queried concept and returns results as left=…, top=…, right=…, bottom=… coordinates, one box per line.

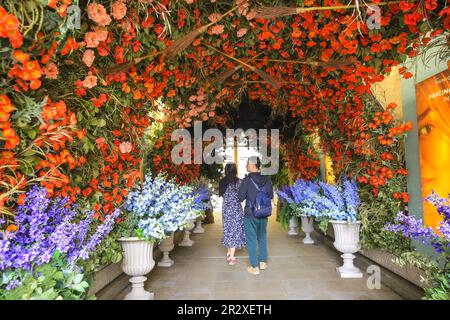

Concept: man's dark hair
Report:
left=248, top=156, right=261, bottom=169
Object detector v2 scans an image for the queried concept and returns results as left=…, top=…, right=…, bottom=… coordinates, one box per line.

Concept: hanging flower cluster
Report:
left=0, top=6, right=22, bottom=48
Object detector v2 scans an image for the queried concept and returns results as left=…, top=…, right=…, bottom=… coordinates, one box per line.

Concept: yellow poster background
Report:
left=415, top=68, right=450, bottom=232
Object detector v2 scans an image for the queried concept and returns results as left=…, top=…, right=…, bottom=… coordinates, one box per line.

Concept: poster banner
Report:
left=415, top=69, right=450, bottom=232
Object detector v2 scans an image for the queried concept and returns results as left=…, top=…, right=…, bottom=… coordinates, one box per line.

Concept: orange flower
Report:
left=17, top=193, right=26, bottom=205
left=12, top=50, right=29, bottom=63
left=29, top=79, right=41, bottom=90
left=82, top=73, right=98, bottom=88
left=42, top=62, right=59, bottom=79
left=6, top=224, right=18, bottom=233
left=82, top=49, right=95, bottom=67
left=87, top=3, right=111, bottom=26
left=112, top=0, right=127, bottom=20
left=404, top=121, right=413, bottom=131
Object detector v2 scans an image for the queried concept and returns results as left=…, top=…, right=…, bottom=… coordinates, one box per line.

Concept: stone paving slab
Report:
left=116, top=212, right=403, bottom=300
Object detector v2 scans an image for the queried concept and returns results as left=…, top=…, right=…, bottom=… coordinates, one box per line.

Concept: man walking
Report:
left=238, top=156, right=273, bottom=275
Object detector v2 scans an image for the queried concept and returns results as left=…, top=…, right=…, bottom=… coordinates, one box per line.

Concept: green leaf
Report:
left=96, top=119, right=106, bottom=127
left=73, top=274, right=84, bottom=284
left=27, top=129, right=37, bottom=139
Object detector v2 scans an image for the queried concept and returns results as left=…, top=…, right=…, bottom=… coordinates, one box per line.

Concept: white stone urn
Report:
left=193, top=216, right=205, bottom=234
left=300, top=215, right=314, bottom=244
left=288, top=217, right=299, bottom=235
left=179, top=219, right=195, bottom=246
left=118, top=237, right=155, bottom=300
left=157, top=232, right=175, bottom=267
left=331, top=220, right=363, bottom=278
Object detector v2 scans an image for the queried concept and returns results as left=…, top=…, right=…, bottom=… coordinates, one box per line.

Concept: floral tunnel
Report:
left=0, top=0, right=449, bottom=300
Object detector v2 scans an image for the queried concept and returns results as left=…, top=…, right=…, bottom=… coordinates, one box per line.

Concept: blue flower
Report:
left=124, top=173, right=205, bottom=241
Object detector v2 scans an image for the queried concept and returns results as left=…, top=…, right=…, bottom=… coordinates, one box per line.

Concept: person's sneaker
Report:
left=259, top=262, right=267, bottom=270
left=247, top=266, right=260, bottom=275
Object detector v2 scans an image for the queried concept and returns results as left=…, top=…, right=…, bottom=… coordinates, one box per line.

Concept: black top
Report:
left=238, top=172, right=273, bottom=218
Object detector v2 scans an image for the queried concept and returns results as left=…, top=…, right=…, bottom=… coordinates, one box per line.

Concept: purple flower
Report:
left=5, top=279, right=20, bottom=291
left=1, top=186, right=120, bottom=275
left=385, top=212, right=435, bottom=244
left=438, top=222, right=450, bottom=241
left=385, top=190, right=450, bottom=257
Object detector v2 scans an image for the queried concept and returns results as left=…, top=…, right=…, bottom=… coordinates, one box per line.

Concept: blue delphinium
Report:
left=277, top=179, right=360, bottom=225
left=192, top=184, right=213, bottom=212
left=318, top=182, right=345, bottom=215
left=342, top=179, right=360, bottom=222
left=124, top=173, right=204, bottom=242
left=278, top=180, right=330, bottom=219
left=276, top=185, right=294, bottom=204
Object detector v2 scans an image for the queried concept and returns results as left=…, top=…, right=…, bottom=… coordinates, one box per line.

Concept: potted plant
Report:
left=157, top=232, right=175, bottom=267
left=156, top=180, right=205, bottom=266
left=276, top=185, right=298, bottom=236
left=192, top=184, right=213, bottom=234
left=179, top=218, right=196, bottom=246
left=121, top=173, right=200, bottom=297
left=316, top=179, right=363, bottom=278
left=277, top=180, right=323, bottom=244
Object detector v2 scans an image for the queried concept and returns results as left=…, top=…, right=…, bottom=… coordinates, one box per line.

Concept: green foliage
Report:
left=278, top=202, right=295, bottom=231
left=394, top=251, right=450, bottom=300
left=1, top=254, right=93, bottom=300
left=200, top=162, right=222, bottom=185
left=271, top=166, right=290, bottom=190
left=317, top=217, right=331, bottom=235
left=78, top=227, right=123, bottom=277
left=424, top=273, right=450, bottom=300
left=358, top=194, right=410, bottom=255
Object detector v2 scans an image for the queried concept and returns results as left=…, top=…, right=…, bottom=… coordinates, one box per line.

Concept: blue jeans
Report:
left=244, top=216, right=268, bottom=268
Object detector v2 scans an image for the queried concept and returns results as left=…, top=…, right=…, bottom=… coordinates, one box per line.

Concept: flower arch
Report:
left=0, top=0, right=448, bottom=250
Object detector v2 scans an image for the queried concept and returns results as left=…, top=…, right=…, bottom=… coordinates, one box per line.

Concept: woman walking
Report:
left=219, top=163, right=246, bottom=265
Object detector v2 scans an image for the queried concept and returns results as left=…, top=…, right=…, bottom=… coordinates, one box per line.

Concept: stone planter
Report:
left=300, top=215, right=314, bottom=244
left=118, top=237, right=155, bottom=300
left=288, top=217, right=299, bottom=236
left=157, top=232, right=175, bottom=267
left=331, top=220, right=363, bottom=278
left=179, top=219, right=195, bottom=246
left=193, top=218, right=205, bottom=234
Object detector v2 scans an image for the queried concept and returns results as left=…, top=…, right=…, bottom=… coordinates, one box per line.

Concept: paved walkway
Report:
left=117, top=213, right=402, bottom=300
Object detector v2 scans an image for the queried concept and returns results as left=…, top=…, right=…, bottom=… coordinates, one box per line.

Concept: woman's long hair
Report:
left=224, top=163, right=239, bottom=185
left=219, top=163, right=239, bottom=197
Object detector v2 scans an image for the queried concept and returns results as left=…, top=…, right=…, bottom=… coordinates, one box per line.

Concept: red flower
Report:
left=404, top=13, right=422, bottom=26
left=425, top=0, right=437, bottom=11
left=399, top=1, right=415, bottom=12
left=403, top=71, right=413, bottom=79
left=177, top=9, right=186, bottom=29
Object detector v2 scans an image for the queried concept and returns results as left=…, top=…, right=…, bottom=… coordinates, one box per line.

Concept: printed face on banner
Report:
left=416, top=69, right=450, bottom=232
